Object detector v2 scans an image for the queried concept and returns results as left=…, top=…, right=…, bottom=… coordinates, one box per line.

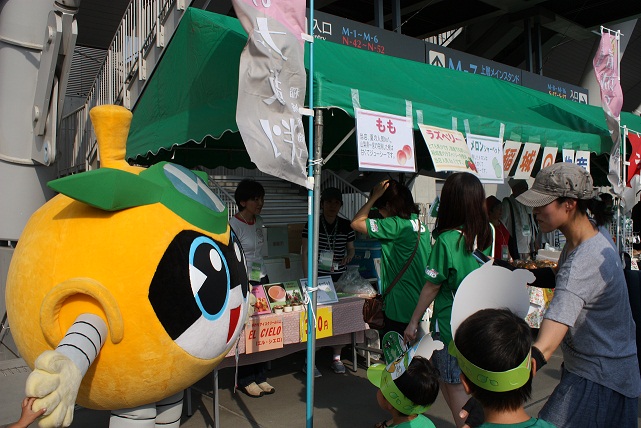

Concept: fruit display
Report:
left=511, top=259, right=558, bottom=269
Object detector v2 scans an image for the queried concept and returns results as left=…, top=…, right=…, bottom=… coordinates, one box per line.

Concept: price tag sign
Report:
left=245, top=315, right=284, bottom=354
left=299, top=306, right=333, bottom=342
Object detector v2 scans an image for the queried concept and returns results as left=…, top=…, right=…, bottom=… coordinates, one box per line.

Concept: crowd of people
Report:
left=11, top=164, right=640, bottom=428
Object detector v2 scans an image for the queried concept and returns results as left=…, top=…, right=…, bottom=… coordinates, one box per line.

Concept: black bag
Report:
left=362, top=294, right=385, bottom=330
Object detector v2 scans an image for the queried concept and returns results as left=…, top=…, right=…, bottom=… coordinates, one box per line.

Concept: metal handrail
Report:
left=208, top=178, right=238, bottom=220
left=57, top=0, right=191, bottom=176
left=320, top=170, right=368, bottom=220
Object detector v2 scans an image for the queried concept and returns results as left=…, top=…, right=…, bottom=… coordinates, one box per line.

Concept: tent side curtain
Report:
left=127, top=8, right=641, bottom=169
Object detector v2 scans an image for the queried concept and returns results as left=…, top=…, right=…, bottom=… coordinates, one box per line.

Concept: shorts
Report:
left=431, top=333, right=461, bottom=384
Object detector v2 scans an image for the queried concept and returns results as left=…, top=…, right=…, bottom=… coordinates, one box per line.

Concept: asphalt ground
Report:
left=1, top=342, right=600, bottom=428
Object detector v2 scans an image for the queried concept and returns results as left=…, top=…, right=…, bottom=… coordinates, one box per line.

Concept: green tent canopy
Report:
left=127, top=8, right=641, bottom=175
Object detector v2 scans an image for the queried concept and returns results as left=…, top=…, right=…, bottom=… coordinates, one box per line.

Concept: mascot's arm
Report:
left=26, top=313, right=107, bottom=428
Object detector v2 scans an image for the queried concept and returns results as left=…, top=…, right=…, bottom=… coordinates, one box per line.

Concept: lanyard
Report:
left=321, top=217, right=339, bottom=252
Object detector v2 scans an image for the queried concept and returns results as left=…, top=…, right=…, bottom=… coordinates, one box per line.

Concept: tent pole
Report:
left=306, top=2, right=317, bottom=426
left=306, top=109, right=323, bottom=427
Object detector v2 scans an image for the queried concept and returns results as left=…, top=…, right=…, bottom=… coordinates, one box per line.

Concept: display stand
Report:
left=186, top=297, right=367, bottom=427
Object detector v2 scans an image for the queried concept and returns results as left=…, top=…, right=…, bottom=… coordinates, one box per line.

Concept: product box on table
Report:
left=348, top=239, right=382, bottom=291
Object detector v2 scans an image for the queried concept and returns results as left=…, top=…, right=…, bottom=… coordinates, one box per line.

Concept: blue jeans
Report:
left=539, top=365, right=638, bottom=428
left=431, top=333, right=461, bottom=384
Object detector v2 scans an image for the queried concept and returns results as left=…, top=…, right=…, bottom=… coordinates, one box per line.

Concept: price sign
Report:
left=299, top=306, right=333, bottom=342
left=245, top=315, right=284, bottom=354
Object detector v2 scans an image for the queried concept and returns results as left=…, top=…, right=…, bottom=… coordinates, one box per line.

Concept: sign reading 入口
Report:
left=245, top=315, right=284, bottom=354
left=355, top=108, right=416, bottom=173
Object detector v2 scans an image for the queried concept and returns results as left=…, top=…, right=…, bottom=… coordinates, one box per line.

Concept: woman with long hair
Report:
left=404, top=172, right=492, bottom=428
left=351, top=179, right=432, bottom=339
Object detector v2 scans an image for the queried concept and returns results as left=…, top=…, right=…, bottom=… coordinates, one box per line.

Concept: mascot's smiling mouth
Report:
left=148, top=230, right=249, bottom=358
left=228, top=305, right=241, bottom=342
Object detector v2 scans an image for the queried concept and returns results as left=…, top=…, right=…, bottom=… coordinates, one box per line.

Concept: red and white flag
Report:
left=232, top=0, right=309, bottom=188
left=593, top=31, right=624, bottom=192
left=627, top=133, right=641, bottom=187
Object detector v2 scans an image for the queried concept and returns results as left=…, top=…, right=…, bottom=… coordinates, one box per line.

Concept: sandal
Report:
left=239, top=382, right=264, bottom=398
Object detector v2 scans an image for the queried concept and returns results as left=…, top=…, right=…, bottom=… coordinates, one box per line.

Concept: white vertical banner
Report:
left=503, top=140, right=522, bottom=177
left=513, top=143, right=540, bottom=179
left=232, top=0, right=310, bottom=188
left=562, top=149, right=575, bottom=164
left=355, top=108, right=416, bottom=172
left=466, top=134, right=503, bottom=184
left=575, top=151, right=591, bottom=172
left=540, top=147, right=558, bottom=169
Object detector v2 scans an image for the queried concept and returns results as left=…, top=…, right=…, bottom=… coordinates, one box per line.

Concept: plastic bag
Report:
left=335, top=265, right=377, bottom=298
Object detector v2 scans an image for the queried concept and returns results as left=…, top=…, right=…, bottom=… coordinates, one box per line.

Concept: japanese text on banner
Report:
left=466, top=134, right=503, bottom=184
left=419, top=124, right=476, bottom=173
left=245, top=315, right=284, bottom=354
left=503, top=140, right=522, bottom=175
left=356, top=108, right=416, bottom=173
left=513, top=142, right=540, bottom=179
left=300, top=306, right=333, bottom=342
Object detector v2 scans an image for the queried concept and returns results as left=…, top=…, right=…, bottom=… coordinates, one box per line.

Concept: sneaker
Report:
left=240, top=382, right=264, bottom=398
left=257, top=381, right=275, bottom=394
left=331, top=359, right=346, bottom=374
left=303, top=364, right=322, bottom=378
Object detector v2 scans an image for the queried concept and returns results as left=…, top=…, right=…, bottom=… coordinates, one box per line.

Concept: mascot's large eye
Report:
left=230, top=230, right=249, bottom=298
left=189, top=237, right=230, bottom=319
left=149, top=231, right=249, bottom=359
left=163, top=164, right=225, bottom=213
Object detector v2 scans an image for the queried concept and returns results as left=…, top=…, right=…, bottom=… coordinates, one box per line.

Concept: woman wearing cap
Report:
left=351, top=179, right=432, bottom=339
left=516, top=163, right=640, bottom=427
left=302, top=187, right=355, bottom=375
left=404, top=172, right=492, bottom=428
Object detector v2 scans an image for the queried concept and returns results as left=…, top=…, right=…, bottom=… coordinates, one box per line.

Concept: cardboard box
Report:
left=262, top=226, right=289, bottom=257
left=288, top=223, right=305, bottom=254
left=264, top=254, right=303, bottom=282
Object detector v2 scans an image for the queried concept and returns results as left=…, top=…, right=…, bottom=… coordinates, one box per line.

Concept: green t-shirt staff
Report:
left=423, top=229, right=491, bottom=345
left=366, top=213, right=432, bottom=323
left=351, top=179, right=432, bottom=331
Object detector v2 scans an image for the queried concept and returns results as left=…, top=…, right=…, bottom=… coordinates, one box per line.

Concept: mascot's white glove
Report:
left=26, top=350, right=83, bottom=428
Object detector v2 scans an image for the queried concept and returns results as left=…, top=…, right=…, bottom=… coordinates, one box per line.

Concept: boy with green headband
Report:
left=451, top=308, right=555, bottom=428
left=368, top=333, right=442, bottom=428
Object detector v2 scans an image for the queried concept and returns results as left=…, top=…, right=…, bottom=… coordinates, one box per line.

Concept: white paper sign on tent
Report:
left=540, top=147, right=558, bottom=169
left=450, top=263, right=533, bottom=340
left=419, top=124, right=476, bottom=174
left=467, top=134, right=504, bottom=184
left=356, top=108, right=416, bottom=173
left=513, top=142, right=540, bottom=179
left=575, top=151, right=591, bottom=172
left=503, top=140, right=522, bottom=177
left=562, top=149, right=575, bottom=164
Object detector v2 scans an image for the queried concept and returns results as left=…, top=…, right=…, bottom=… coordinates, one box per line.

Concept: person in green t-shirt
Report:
left=404, top=172, right=492, bottom=428
left=351, top=179, right=432, bottom=338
